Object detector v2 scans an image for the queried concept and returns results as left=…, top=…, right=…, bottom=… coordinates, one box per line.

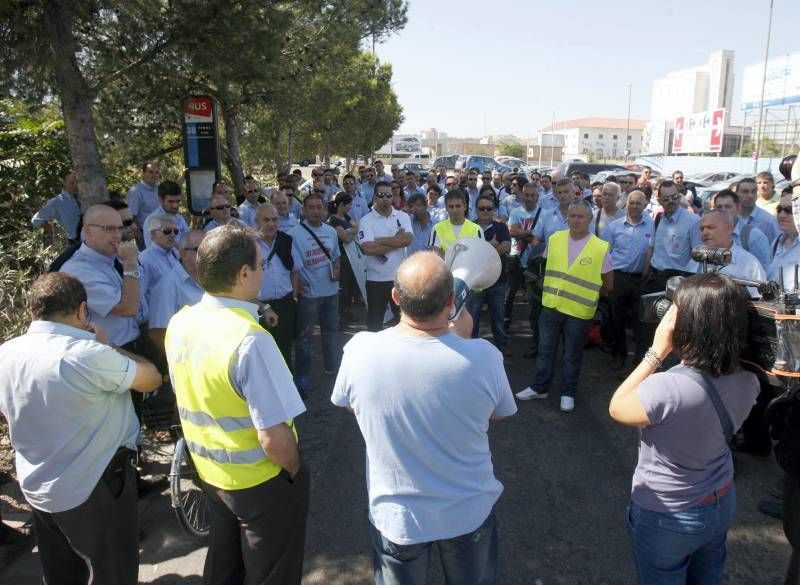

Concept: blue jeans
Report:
left=531, top=306, right=591, bottom=397
left=467, top=283, right=509, bottom=349
left=370, top=509, right=498, bottom=585
left=294, top=294, right=339, bottom=391
left=627, top=486, right=736, bottom=585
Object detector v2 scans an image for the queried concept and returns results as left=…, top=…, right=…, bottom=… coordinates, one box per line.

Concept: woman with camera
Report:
left=609, top=273, right=759, bottom=584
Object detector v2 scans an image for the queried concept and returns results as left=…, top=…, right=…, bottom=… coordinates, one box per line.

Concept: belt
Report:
left=696, top=481, right=732, bottom=506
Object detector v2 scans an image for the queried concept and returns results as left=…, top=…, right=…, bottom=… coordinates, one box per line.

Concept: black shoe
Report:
left=523, top=347, right=538, bottom=359
left=758, top=499, right=783, bottom=520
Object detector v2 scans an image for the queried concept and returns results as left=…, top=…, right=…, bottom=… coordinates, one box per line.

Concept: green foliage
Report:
left=739, top=136, right=791, bottom=158
left=497, top=142, right=526, bottom=159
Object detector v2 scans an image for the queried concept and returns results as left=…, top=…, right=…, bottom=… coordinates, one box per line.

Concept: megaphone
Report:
left=444, top=237, right=503, bottom=319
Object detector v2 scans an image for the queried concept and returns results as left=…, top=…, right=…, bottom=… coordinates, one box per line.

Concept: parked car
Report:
left=455, top=155, right=509, bottom=174
left=554, top=162, right=626, bottom=179
left=432, top=155, right=459, bottom=170
left=696, top=174, right=754, bottom=205
left=397, top=162, right=430, bottom=177
left=408, top=153, right=432, bottom=165
left=687, top=171, right=740, bottom=187
left=495, top=156, right=528, bottom=169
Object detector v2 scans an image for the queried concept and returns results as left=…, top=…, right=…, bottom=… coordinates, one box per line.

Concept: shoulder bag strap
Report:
left=670, top=364, right=735, bottom=444
left=300, top=221, right=333, bottom=262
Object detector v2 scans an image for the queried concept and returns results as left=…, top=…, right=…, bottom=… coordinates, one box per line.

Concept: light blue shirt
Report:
left=742, top=207, right=780, bottom=244
left=533, top=207, right=568, bottom=243
left=126, top=181, right=159, bottom=228
left=138, top=243, right=180, bottom=310
left=148, top=263, right=203, bottom=329
left=31, top=190, right=81, bottom=240
left=349, top=194, right=371, bottom=222
left=278, top=212, right=299, bottom=233
left=0, top=321, right=137, bottom=513
left=61, top=244, right=140, bottom=346
left=602, top=215, right=654, bottom=273
left=237, top=200, right=261, bottom=228
left=257, top=237, right=303, bottom=301
left=733, top=221, right=770, bottom=269
left=428, top=206, right=448, bottom=223
left=409, top=214, right=433, bottom=255
left=591, top=208, right=625, bottom=239
left=509, top=206, right=542, bottom=262
left=142, top=207, right=190, bottom=248
left=185, top=295, right=306, bottom=430
left=289, top=221, right=341, bottom=298
left=768, top=235, right=800, bottom=289
left=360, top=181, right=376, bottom=205
left=539, top=189, right=557, bottom=210
left=649, top=207, right=701, bottom=272
left=501, top=194, right=525, bottom=215
left=203, top=218, right=247, bottom=232
left=331, top=329, right=517, bottom=545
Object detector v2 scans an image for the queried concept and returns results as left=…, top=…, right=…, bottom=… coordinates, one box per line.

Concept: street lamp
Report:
left=754, top=0, right=775, bottom=173
left=625, top=83, right=632, bottom=163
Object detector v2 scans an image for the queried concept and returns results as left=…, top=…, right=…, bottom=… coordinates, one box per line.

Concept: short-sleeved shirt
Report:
left=257, top=236, right=303, bottom=301
left=602, top=215, right=654, bottom=273
left=126, top=181, right=160, bottom=228
left=533, top=208, right=568, bottom=243
left=203, top=218, right=247, bottom=232
left=331, top=329, right=517, bottom=544
left=733, top=221, right=770, bottom=269
left=509, top=206, right=542, bottom=260
left=756, top=192, right=780, bottom=215
left=633, top=368, right=758, bottom=513
left=409, top=214, right=433, bottom=255
left=31, top=191, right=81, bottom=240
left=349, top=195, right=371, bottom=222
left=742, top=207, right=780, bottom=243
left=148, top=263, right=203, bottom=329
left=142, top=207, right=190, bottom=248
left=356, top=208, right=413, bottom=282
left=591, top=208, right=625, bottom=239
left=768, top=235, right=800, bottom=289
left=61, top=244, right=140, bottom=346
left=712, top=244, right=767, bottom=298
left=649, top=207, right=701, bottom=272
left=289, top=221, right=341, bottom=298
left=278, top=213, right=299, bottom=233
left=237, top=200, right=261, bottom=228
left=138, top=244, right=180, bottom=307
left=196, top=295, right=306, bottom=430
left=0, top=321, right=138, bottom=512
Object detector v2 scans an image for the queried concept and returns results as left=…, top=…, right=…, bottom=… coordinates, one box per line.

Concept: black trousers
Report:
left=609, top=270, right=642, bottom=359
left=32, top=448, right=139, bottom=585
left=785, top=473, right=800, bottom=584
left=338, top=252, right=356, bottom=319
left=366, top=280, right=398, bottom=332
left=504, top=256, right=525, bottom=325
left=202, top=464, right=310, bottom=585
left=263, top=294, right=296, bottom=374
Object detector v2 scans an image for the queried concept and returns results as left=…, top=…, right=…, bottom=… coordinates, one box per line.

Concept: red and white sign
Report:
left=672, top=108, right=726, bottom=154
left=183, top=96, right=213, bottom=123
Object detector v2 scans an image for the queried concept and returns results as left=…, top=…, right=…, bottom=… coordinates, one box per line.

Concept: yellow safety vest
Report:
left=433, top=219, right=481, bottom=252
left=165, top=303, right=296, bottom=490
left=542, top=230, right=608, bottom=320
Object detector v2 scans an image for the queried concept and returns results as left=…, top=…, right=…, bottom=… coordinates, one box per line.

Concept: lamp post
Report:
left=625, top=83, right=632, bottom=163
left=754, top=0, right=774, bottom=173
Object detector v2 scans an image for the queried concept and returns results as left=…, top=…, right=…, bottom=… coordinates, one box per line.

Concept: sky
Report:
left=376, top=0, right=800, bottom=138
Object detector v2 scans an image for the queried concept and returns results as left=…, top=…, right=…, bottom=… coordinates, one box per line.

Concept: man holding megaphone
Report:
left=331, top=251, right=515, bottom=585
left=517, top=199, right=614, bottom=412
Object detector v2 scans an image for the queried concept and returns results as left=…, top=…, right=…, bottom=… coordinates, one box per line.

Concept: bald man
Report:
left=331, top=252, right=516, bottom=584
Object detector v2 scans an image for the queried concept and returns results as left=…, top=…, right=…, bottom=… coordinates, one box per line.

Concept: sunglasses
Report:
left=374, top=192, right=393, bottom=199
left=313, top=189, right=326, bottom=194
left=159, top=228, right=179, bottom=235
left=777, top=205, right=793, bottom=214
left=477, top=206, right=494, bottom=212
left=210, top=204, right=231, bottom=211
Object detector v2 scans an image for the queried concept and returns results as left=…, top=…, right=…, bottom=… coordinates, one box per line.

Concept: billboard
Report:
left=376, top=134, right=422, bottom=155
left=672, top=108, right=725, bottom=154
left=642, top=121, right=669, bottom=155
left=741, top=53, right=800, bottom=110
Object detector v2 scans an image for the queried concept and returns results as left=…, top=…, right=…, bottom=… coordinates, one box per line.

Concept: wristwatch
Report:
left=123, top=269, right=141, bottom=279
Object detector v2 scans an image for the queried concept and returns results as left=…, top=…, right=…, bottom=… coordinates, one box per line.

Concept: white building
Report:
left=539, top=118, right=646, bottom=161
left=650, top=49, right=735, bottom=121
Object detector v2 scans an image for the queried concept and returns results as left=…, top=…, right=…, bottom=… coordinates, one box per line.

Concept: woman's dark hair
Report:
left=479, top=184, right=495, bottom=196
left=672, top=273, right=749, bottom=376
left=327, top=191, right=352, bottom=214
left=28, top=272, right=87, bottom=321
left=426, top=183, right=441, bottom=196
left=196, top=225, right=258, bottom=293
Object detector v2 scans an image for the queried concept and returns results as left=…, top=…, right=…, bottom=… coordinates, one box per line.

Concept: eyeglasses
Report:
left=210, top=204, right=231, bottom=211
left=122, top=218, right=135, bottom=227
left=158, top=228, right=179, bottom=235
left=777, top=205, right=793, bottom=214
left=313, top=189, right=326, bottom=194
left=88, top=224, right=124, bottom=233
left=477, top=206, right=494, bottom=212
left=468, top=177, right=478, bottom=181
left=375, top=192, right=393, bottom=199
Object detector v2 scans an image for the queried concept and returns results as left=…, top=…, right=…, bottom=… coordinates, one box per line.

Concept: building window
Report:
left=583, top=133, right=589, bottom=139
left=627, top=135, right=632, bottom=140
left=598, top=133, right=604, bottom=139
left=613, top=134, right=618, bottom=140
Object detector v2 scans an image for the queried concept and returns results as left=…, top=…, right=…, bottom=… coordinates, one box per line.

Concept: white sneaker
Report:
left=560, top=396, right=575, bottom=412
left=516, top=387, right=549, bottom=401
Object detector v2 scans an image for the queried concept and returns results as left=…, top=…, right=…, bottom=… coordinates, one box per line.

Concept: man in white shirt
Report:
left=699, top=209, right=766, bottom=297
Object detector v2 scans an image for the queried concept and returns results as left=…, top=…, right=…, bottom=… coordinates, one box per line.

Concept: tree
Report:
left=498, top=142, right=526, bottom=159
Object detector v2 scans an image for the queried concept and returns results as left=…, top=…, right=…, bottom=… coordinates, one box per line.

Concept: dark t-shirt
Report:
left=328, top=214, right=353, bottom=254
left=481, top=221, right=511, bottom=285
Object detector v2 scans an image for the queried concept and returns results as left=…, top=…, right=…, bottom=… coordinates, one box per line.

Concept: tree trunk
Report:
left=286, top=123, right=295, bottom=174
left=271, top=126, right=283, bottom=174
left=220, top=98, right=245, bottom=204
left=42, top=0, right=107, bottom=210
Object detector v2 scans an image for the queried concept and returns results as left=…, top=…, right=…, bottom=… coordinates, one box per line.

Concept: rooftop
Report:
left=540, top=117, right=647, bottom=132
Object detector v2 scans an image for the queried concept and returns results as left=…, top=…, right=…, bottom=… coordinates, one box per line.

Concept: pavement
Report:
left=0, top=299, right=792, bottom=584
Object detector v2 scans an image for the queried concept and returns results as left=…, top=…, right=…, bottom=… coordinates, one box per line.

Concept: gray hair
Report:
left=568, top=199, right=594, bottom=216
left=602, top=182, right=621, bottom=197
left=144, top=212, right=176, bottom=234
left=703, top=208, right=734, bottom=226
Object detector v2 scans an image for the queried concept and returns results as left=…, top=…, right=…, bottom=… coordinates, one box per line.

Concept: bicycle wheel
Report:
left=169, top=437, right=210, bottom=541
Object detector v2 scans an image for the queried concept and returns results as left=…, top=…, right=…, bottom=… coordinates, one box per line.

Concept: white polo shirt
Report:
left=357, top=208, right=413, bottom=282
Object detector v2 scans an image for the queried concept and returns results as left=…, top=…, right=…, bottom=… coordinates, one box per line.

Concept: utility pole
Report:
left=625, top=83, right=632, bottom=163
left=754, top=0, right=774, bottom=173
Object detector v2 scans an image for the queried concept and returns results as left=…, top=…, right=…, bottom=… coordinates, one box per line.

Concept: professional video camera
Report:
left=641, top=149, right=800, bottom=380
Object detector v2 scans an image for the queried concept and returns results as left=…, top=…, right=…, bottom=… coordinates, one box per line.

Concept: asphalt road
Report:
left=1, top=299, right=792, bottom=584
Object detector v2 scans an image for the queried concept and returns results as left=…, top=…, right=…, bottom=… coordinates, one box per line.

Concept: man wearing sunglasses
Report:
left=204, top=193, right=247, bottom=232
left=143, top=180, right=190, bottom=248
left=138, top=215, right=181, bottom=309
left=237, top=177, right=263, bottom=228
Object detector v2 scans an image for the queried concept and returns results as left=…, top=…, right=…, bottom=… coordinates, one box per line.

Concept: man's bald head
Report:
left=83, top=204, right=118, bottom=226
left=393, top=252, right=453, bottom=321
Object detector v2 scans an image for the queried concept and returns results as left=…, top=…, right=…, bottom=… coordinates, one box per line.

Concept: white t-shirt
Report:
left=331, top=329, right=517, bottom=544
left=356, top=208, right=413, bottom=282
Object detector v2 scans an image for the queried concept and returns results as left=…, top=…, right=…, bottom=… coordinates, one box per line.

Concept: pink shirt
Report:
left=544, top=232, right=614, bottom=273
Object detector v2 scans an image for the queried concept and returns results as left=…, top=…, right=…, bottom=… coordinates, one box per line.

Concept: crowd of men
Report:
left=1, top=156, right=797, bottom=583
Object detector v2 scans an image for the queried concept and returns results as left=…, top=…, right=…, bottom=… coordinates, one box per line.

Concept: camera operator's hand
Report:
left=652, top=304, right=677, bottom=359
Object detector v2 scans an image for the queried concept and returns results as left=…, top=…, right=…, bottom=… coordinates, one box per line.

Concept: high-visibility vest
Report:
left=165, top=303, right=296, bottom=490
left=432, top=219, right=481, bottom=251
left=542, top=230, right=608, bottom=320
